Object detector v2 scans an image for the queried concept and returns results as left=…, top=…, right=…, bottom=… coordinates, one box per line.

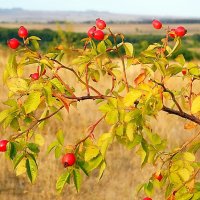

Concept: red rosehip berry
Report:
left=96, top=18, right=106, bottom=30
left=169, top=28, right=176, bottom=38
left=61, top=153, right=76, bottom=167
left=87, top=26, right=96, bottom=38
left=18, top=26, right=28, bottom=38
left=30, top=73, right=39, bottom=80
left=175, top=26, right=187, bottom=37
left=7, top=38, right=20, bottom=49
left=93, top=30, right=104, bottom=41
left=153, top=172, right=163, bottom=181
left=152, top=19, right=162, bottom=29
left=0, top=140, right=9, bottom=152
left=182, top=69, right=187, bottom=75
left=143, top=197, right=152, bottom=200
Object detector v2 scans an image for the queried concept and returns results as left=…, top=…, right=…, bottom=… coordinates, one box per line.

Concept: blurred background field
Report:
left=0, top=2, right=200, bottom=200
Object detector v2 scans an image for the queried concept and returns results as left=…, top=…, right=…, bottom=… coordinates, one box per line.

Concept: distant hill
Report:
left=0, top=8, right=200, bottom=23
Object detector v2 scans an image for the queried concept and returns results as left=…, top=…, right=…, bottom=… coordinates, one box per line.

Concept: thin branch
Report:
left=74, top=115, right=105, bottom=149
left=162, top=105, right=200, bottom=125
left=50, top=58, right=103, bottom=96
left=153, top=80, right=183, bottom=113
left=10, top=106, right=64, bottom=140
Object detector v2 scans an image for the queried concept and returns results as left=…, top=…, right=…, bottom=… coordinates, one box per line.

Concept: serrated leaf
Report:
left=84, top=155, right=103, bottom=172
left=105, top=109, right=118, bottom=125
left=27, top=143, right=40, bottom=153
left=6, top=142, right=17, bottom=160
left=124, top=90, right=142, bottom=107
left=126, top=122, right=135, bottom=141
left=56, top=129, right=64, bottom=145
left=85, top=145, right=99, bottom=161
left=175, top=54, right=185, bottom=66
left=7, top=78, right=28, bottom=93
left=15, top=158, right=26, bottom=176
left=50, top=78, right=65, bottom=93
left=13, top=153, right=24, bottom=169
left=191, top=96, right=200, bottom=114
left=47, top=141, right=58, bottom=154
left=98, top=162, right=106, bottom=180
left=98, top=133, right=113, bottom=157
left=26, top=157, right=38, bottom=183
left=28, top=36, right=41, bottom=41
left=123, top=42, right=134, bottom=57
left=24, top=92, right=41, bottom=114
left=34, top=134, right=45, bottom=146
left=73, top=169, right=82, bottom=192
left=183, top=152, right=195, bottom=162
left=97, top=41, right=106, bottom=53
left=56, top=171, right=70, bottom=193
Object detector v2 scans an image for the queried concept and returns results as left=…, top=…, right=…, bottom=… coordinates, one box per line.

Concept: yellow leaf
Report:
left=191, top=95, right=200, bottom=114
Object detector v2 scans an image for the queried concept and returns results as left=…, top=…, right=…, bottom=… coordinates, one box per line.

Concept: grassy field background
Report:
left=0, top=22, right=200, bottom=199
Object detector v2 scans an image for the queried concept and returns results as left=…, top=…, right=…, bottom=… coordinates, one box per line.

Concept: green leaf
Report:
left=97, top=41, right=106, bottom=53
left=50, top=78, right=65, bottom=93
left=85, top=145, right=99, bottom=162
left=56, top=171, right=70, bottom=193
left=34, top=134, right=45, bottom=146
left=47, top=141, right=58, bottom=154
left=126, top=122, right=135, bottom=141
left=24, top=92, right=41, bottom=114
left=27, top=143, right=40, bottom=153
left=0, top=109, right=11, bottom=123
left=178, top=168, right=190, bottom=181
left=175, top=54, right=185, bottom=66
left=98, top=162, right=106, bottom=180
left=26, top=157, right=38, bottom=183
left=73, top=169, right=82, bottom=192
left=105, top=109, right=118, bottom=125
left=124, top=90, right=142, bottom=107
left=123, top=42, right=134, bottom=57
left=28, top=36, right=41, bottom=41
left=55, top=145, right=62, bottom=158
left=77, top=161, right=89, bottom=176
left=84, top=155, right=103, bottom=172
left=144, top=181, right=153, bottom=196
left=56, top=129, right=64, bottom=145
left=98, top=133, right=113, bottom=157
left=183, top=152, right=195, bottom=162
left=43, top=85, right=54, bottom=106
left=13, top=153, right=24, bottom=169
left=191, top=96, right=200, bottom=114
left=31, top=40, right=40, bottom=50
left=6, top=142, right=17, bottom=160
left=167, top=37, right=181, bottom=57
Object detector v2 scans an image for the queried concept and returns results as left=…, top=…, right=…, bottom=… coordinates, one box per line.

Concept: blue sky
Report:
left=0, top=0, right=199, bottom=18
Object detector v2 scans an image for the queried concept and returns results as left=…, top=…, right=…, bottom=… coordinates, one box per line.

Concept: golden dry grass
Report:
left=0, top=47, right=199, bottom=200
left=0, top=23, right=200, bottom=35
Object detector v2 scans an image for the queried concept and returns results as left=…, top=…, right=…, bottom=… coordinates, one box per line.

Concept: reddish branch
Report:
left=74, top=115, right=105, bottom=149
left=50, top=58, right=103, bottom=96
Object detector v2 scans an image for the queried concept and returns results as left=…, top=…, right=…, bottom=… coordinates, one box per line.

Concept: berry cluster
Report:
left=87, top=18, right=106, bottom=41
left=7, top=26, right=28, bottom=49
left=152, top=19, right=187, bottom=37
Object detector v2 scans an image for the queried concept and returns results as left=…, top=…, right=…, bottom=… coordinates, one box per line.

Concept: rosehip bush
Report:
left=1, top=20, right=200, bottom=199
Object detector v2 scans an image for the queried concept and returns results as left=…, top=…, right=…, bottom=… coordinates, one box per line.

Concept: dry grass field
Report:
left=0, top=44, right=199, bottom=200
left=0, top=22, right=200, bottom=35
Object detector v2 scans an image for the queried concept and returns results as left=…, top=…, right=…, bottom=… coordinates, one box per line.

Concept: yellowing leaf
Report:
left=184, top=122, right=197, bottom=130
left=124, top=90, right=142, bottom=107
left=134, top=72, right=146, bottom=86
left=123, top=42, right=134, bottom=57
left=191, top=95, right=200, bottom=114
left=24, top=92, right=41, bottom=114
left=85, top=146, right=99, bottom=161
